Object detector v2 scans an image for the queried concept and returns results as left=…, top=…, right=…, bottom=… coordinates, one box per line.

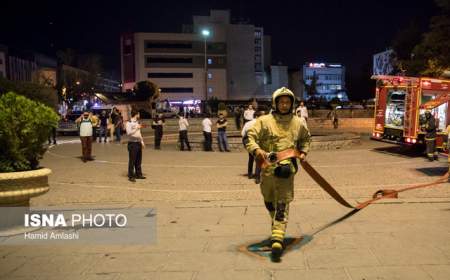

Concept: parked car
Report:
left=57, top=113, right=82, bottom=135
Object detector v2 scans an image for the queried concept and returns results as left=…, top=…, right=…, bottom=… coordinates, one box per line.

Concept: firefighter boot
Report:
left=271, top=240, right=283, bottom=262
left=270, top=202, right=289, bottom=262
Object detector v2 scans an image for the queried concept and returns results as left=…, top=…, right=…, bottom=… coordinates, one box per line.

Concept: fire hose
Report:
left=257, top=149, right=449, bottom=210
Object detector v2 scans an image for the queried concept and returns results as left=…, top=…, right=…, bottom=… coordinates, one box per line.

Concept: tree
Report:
left=206, top=96, right=219, bottom=114
left=56, top=49, right=104, bottom=103
left=393, top=0, right=450, bottom=77
left=132, top=80, right=160, bottom=118
left=0, top=77, right=58, bottom=110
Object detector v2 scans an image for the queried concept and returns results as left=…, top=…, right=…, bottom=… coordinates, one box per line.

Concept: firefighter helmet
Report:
left=272, top=87, right=295, bottom=113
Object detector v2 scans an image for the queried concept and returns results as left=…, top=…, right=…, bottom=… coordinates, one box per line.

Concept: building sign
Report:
left=373, top=50, right=395, bottom=75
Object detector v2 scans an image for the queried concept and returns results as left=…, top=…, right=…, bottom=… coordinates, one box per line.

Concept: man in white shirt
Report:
left=76, top=110, right=97, bottom=162
left=202, top=114, right=213, bottom=151
left=295, top=101, right=308, bottom=121
left=178, top=112, right=191, bottom=151
left=243, top=105, right=255, bottom=124
left=126, top=110, right=146, bottom=182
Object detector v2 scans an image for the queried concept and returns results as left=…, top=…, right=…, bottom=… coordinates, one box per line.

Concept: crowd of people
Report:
left=71, top=87, right=312, bottom=262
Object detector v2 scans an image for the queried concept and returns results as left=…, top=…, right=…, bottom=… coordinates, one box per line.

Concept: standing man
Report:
left=242, top=110, right=265, bottom=183
left=202, top=113, right=213, bottom=151
left=152, top=113, right=165, bottom=150
left=76, top=111, right=97, bottom=162
left=126, top=110, right=146, bottom=182
left=91, top=112, right=99, bottom=142
left=245, top=87, right=311, bottom=262
left=234, top=107, right=242, bottom=131
left=423, top=110, right=438, bottom=161
left=178, top=112, right=191, bottom=151
left=115, top=111, right=123, bottom=143
left=98, top=110, right=109, bottom=143
left=48, top=113, right=58, bottom=145
left=243, top=104, right=255, bottom=124
left=111, top=107, right=118, bottom=141
left=295, top=101, right=308, bottom=121
left=216, top=113, right=230, bottom=152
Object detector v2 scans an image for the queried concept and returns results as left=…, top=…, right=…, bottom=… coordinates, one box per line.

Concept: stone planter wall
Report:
left=0, top=168, right=51, bottom=206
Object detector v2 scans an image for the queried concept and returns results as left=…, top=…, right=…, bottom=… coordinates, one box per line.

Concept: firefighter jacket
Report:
left=424, top=115, right=437, bottom=140
left=245, top=87, right=311, bottom=176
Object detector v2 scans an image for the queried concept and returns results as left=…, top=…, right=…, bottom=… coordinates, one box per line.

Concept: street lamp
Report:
left=201, top=28, right=210, bottom=111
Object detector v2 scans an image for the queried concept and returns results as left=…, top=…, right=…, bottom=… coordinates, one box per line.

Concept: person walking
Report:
left=216, top=113, right=230, bottom=152
left=328, top=107, right=339, bottom=129
left=152, top=113, right=164, bottom=149
left=295, top=101, right=308, bottom=121
left=76, top=111, right=97, bottom=162
left=245, top=87, right=311, bottom=262
left=178, top=112, right=191, bottom=151
left=243, top=104, right=255, bottom=124
left=126, top=110, right=146, bottom=182
left=202, top=114, right=213, bottom=151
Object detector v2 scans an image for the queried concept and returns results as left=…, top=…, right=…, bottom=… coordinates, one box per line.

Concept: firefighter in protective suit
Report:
left=423, top=110, right=438, bottom=161
left=244, top=87, right=311, bottom=261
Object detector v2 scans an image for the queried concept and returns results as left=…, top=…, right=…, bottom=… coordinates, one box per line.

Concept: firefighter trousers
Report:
left=425, top=138, right=437, bottom=159
left=260, top=174, right=294, bottom=245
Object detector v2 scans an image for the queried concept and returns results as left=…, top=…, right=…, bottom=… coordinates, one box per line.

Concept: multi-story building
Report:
left=121, top=32, right=227, bottom=103
left=302, top=62, right=348, bottom=101
left=121, top=9, right=272, bottom=103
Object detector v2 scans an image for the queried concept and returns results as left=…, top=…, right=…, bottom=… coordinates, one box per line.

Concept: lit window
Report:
left=208, top=87, right=213, bottom=93
left=208, top=73, right=212, bottom=79
left=208, top=58, right=212, bottom=65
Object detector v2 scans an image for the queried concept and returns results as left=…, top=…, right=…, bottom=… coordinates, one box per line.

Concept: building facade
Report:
left=121, top=32, right=227, bottom=103
left=302, top=62, right=348, bottom=101
left=121, top=10, right=272, bottom=102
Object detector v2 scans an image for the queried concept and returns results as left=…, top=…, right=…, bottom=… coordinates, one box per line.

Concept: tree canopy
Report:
left=392, top=0, right=450, bottom=77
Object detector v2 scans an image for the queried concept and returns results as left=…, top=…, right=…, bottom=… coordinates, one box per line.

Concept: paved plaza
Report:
left=1, top=135, right=450, bottom=280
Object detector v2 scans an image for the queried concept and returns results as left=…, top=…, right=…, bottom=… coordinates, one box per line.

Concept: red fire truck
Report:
left=371, top=75, right=450, bottom=149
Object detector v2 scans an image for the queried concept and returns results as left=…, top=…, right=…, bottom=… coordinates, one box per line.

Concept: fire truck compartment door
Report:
left=420, top=93, right=450, bottom=109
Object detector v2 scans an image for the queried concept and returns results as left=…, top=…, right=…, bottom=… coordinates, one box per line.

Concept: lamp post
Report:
left=201, top=28, right=210, bottom=113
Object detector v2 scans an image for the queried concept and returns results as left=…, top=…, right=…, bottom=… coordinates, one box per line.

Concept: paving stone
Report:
left=161, top=252, right=236, bottom=272
left=195, top=269, right=272, bottom=280
left=421, top=264, right=450, bottom=280
left=7, top=255, right=98, bottom=277
left=273, top=268, right=349, bottom=280
left=370, top=244, right=449, bottom=265
left=115, top=272, right=194, bottom=280
left=305, top=248, right=379, bottom=268
left=85, top=253, right=167, bottom=273
left=346, top=266, right=432, bottom=280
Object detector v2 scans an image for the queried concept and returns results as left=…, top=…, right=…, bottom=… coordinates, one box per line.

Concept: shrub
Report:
left=0, top=92, right=59, bottom=172
left=0, top=76, right=58, bottom=110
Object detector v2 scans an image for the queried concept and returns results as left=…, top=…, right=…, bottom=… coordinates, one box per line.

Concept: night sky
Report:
left=1, top=0, right=438, bottom=98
